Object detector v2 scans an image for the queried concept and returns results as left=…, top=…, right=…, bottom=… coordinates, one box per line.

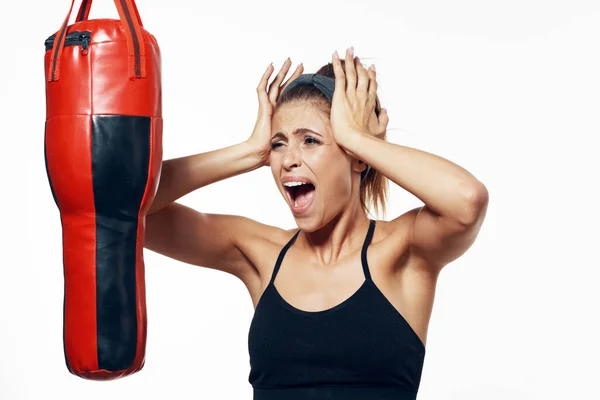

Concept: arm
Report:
left=145, top=140, right=268, bottom=280
left=342, top=132, right=489, bottom=270
left=330, top=49, right=488, bottom=272
left=145, top=58, right=304, bottom=280
left=148, top=140, right=262, bottom=215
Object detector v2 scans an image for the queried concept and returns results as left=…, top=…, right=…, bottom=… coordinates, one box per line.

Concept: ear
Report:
left=352, top=158, right=368, bottom=175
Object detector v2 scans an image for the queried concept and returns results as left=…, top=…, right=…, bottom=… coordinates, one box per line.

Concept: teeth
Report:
left=284, top=180, right=313, bottom=209
left=283, top=181, right=310, bottom=187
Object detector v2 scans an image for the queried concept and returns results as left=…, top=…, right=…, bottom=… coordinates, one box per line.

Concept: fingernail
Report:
left=349, top=46, right=354, bottom=56
left=333, top=51, right=339, bottom=59
left=370, top=64, right=376, bottom=71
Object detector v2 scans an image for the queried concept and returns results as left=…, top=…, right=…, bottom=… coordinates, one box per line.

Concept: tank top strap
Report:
left=361, top=219, right=376, bottom=281
left=269, top=229, right=301, bottom=286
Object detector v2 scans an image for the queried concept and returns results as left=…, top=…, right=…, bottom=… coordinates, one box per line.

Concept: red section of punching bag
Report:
left=43, top=0, right=162, bottom=380
left=45, top=115, right=97, bottom=374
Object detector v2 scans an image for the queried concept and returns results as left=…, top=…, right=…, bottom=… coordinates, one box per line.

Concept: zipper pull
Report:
left=80, top=34, right=90, bottom=55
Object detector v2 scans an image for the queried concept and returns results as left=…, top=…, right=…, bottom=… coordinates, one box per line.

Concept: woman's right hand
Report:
left=248, top=58, right=304, bottom=166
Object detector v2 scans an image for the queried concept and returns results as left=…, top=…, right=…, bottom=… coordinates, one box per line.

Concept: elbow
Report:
left=458, top=181, right=489, bottom=226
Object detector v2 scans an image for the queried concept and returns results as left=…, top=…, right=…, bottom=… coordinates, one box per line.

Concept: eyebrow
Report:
left=271, top=128, right=323, bottom=141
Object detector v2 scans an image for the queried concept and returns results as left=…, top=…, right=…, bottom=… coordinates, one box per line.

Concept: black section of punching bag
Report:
left=91, top=115, right=151, bottom=371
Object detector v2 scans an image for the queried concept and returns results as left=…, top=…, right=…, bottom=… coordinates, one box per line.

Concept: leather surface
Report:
left=43, top=3, right=162, bottom=380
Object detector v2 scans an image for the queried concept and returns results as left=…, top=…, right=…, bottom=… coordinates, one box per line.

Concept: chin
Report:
left=292, top=207, right=344, bottom=233
left=291, top=211, right=320, bottom=232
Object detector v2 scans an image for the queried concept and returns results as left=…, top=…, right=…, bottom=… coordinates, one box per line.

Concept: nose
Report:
left=282, top=142, right=302, bottom=170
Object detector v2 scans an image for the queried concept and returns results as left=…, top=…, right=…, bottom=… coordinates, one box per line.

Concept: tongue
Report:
left=295, top=184, right=315, bottom=208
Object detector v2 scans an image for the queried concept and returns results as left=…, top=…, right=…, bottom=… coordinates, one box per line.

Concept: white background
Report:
left=1, top=0, right=599, bottom=399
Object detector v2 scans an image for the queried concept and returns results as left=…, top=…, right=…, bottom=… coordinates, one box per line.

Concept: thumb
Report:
left=378, top=108, right=389, bottom=131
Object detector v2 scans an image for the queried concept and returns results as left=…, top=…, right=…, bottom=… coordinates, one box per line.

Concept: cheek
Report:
left=269, top=154, right=280, bottom=178
left=306, top=151, right=353, bottom=202
left=305, top=146, right=345, bottom=177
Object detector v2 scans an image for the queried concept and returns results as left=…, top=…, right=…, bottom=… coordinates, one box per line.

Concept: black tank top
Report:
left=248, top=220, right=426, bottom=400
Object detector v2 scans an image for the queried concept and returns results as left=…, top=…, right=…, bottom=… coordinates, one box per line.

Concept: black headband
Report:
left=280, top=73, right=335, bottom=103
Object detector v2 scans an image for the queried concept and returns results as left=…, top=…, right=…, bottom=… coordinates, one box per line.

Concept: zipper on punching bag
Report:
left=45, top=31, right=91, bottom=55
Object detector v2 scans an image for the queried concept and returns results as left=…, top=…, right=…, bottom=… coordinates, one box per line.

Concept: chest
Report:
left=247, top=280, right=427, bottom=388
left=270, top=256, right=370, bottom=313
left=243, top=234, right=434, bottom=348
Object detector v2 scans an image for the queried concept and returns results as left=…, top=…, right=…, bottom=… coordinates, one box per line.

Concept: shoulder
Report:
left=370, top=210, right=416, bottom=251
left=235, top=216, right=298, bottom=249
left=362, top=214, right=412, bottom=272
left=233, top=217, right=299, bottom=285
left=369, top=208, right=436, bottom=275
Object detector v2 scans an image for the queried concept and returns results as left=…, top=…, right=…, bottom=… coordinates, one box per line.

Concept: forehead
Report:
left=272, top=101, right=330, bottom=130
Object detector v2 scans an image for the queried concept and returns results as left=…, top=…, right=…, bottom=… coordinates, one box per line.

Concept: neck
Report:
left=297, top=201, right=371, bottom=267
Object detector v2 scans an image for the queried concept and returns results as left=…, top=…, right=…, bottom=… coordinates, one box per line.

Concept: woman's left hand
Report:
left=330, top=47, right=389, bottom=155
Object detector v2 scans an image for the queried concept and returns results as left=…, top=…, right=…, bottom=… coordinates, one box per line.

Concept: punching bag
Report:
left=43, top=0, right=162, bottom=380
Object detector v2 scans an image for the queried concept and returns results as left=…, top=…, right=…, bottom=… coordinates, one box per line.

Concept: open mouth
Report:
left=283, top=181, right=316, bottom=213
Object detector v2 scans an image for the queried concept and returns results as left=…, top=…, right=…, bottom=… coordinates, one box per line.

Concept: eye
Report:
left=304, top=136, right=321, bottom=145
left=270, top=141, right=284, bottom=150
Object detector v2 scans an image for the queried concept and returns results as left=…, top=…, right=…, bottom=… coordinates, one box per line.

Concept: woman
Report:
left=145, top=47, right=488, bottom=399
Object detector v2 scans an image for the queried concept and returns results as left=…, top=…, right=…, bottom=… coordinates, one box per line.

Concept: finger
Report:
left=257, top=63, right=274, bottom=106
left=355, top=57, right=369, bottom=102
left=331, top=50, right=346, bottom=96
left=268, top=58, right=292, bottom=104
left=378, top=108, right=389, bottom=132
left=366, top=65, right=377, bottom=110
left=281, top=63, right=304, bottom=91
left=344, top=47, right=357, bottom=95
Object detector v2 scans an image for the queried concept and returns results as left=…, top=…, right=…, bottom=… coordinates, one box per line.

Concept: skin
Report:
left=144, top=48, right=489, bottom=348
left=270, top=101, right=359, bottom=233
